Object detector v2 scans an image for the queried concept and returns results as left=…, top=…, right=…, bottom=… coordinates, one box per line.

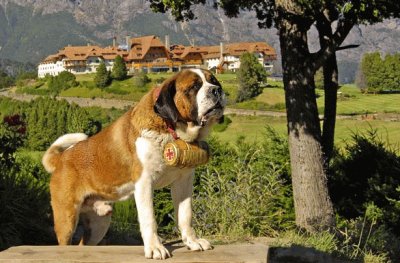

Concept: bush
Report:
left=133, top=72, right=151, bottom=88
left=94, top=62, right=111, bottom=88
left=329, top=128, right=400, bottom=233
left=335, top=203, right=400, bottom=262
left=111, top=55, right=128, bottom=81
left=193, top=128, right=293, bottom=238
left=47, top=71, right=79, bottom=95
left=236, top=52, right=268, bottom=102
left=0, top=70, right=15, bottom=89
left=0, top=117, right=53, bottom=250
left=212, top=116, right=232, bottom=132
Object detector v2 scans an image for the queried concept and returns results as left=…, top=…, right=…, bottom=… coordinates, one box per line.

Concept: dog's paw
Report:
left=144, top=238, right=171, bottom=260
left=185, top=238, right=212, bottom=251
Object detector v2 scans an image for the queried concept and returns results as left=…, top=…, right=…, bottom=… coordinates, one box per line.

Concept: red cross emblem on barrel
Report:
left=163, top=139, right=210, bottom=168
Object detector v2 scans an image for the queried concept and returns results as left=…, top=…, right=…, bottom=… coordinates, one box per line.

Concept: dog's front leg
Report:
left=171, top=171, right=212, bottom=251
left=134, top=176, right=171, bottom=259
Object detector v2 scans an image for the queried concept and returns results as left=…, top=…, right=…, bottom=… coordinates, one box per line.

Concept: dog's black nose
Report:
left=210, top=86, right=223, bottom=97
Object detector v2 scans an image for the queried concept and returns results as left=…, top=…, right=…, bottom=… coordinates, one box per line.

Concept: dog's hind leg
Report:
left=79, top=210, right=111, bottom=245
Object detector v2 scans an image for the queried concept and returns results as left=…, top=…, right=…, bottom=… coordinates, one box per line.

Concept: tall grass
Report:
left=194, top=128, right=294, bottom=239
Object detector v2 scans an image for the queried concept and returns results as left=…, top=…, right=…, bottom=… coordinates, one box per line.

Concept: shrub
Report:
left=0, top=70, right=15, bottom=89
left=212, top=116, right=232, bottom=132
left=329, top=128, right=400, bottom=233
left=236, top=52, right=268, bottom=102
left=0, top=117, right=53, bottom=250
left=94, top=62, right=111, bottom=88
left=47, top=71, right=79, bottom=95
left=111, top=55, right=128, bottom=81
left=193, top=128, right=293, bottom=238
left=133, top=72, right=151, bottom=88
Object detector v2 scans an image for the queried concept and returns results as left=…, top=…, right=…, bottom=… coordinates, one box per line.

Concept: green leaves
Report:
left=94, top=61, right=111, bottom=88
left=111, top=55, right=128, bottom=81
left=236, top=52, right=268, bottom=103
left=47, top=71, right=78, bottom=96
left=358, top=52, right=400, bottom=93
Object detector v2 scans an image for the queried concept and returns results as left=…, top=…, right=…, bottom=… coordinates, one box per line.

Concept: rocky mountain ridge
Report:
left=0, top=0, right=399, bottom=82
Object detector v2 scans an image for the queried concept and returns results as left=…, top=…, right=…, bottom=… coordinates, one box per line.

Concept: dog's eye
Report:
left=193, top=82, right=202, bottom=91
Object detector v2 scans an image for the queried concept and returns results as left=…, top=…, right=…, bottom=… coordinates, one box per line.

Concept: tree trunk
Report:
left=321, top=54, right=338, bottom=163
left=279, top=19, right=335, bottom=232
left=316, top=19, right=339, bottom=164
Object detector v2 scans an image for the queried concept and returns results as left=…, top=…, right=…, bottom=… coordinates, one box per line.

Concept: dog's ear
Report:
left=154, top=78, right=179, bottom=123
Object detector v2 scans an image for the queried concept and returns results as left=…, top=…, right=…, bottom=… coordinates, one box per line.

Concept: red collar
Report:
left=154, top=87, right=179, bottom=140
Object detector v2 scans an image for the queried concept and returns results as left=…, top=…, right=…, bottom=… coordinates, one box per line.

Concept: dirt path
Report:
left=0, top=89, right=134, bottom=109
left=1, top=89, right=399, bottom=121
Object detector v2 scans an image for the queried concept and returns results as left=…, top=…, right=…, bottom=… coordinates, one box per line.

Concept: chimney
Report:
left=220, top=42, right=224, bottom=61
left=112, top=36, right=116, bottom=47
left=165, top=35, right=170, bottom=50
left=126, top=36, right=131, bottom=51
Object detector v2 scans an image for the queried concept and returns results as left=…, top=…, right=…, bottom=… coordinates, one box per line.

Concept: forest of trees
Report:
left=0, top=97, right=100, bottom=150
left=356, top=52, right=400, bottom=93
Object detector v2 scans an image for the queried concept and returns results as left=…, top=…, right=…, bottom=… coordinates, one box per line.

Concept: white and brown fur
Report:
left=42, top=69, right=226, bottom=260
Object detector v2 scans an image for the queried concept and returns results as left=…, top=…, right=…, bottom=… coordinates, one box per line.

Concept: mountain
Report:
left=0, top=0, right=399, bottom=83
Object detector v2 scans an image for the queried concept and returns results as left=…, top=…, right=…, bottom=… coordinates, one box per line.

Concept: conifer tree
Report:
left=236, top=52, right=267, bottom=102
left=111, top=55, right=128, bottom=80
left=94, top=61, right=111, bottom=88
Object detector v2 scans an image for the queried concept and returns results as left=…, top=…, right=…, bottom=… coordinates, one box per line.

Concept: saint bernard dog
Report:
left=42, top=69, right=226, bottom=259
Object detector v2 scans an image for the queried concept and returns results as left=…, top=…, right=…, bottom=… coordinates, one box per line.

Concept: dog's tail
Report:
left=42, top=133, right=88, bottom=173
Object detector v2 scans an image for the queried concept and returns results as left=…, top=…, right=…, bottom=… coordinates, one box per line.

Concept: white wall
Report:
left=38, top=57, right=116, bottom=77
left=38, top=61, right=66, bottom=78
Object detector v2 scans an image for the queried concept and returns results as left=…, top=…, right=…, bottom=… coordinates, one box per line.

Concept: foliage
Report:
left=212, top=116, right=232, bottom=133
left=0, top=70, right=15, bottom=89
left=0, top=97, right=100, bottom=151
left=194, top=128, right=293, bottom=238
left=0, top=116, right=53, bottom=250
left=335, top=203, right=399, bottom=262
left=16, top=71, right=37, bottom=81
left=236, top=52, right=267, bottom=102
left=47, top=71, right=79, bottom=95
left=133, top=72, right=151, bottom=88
left=358, top=52, right=400, bottom=93
left=25, top=97, right=100, bottom=150
left=329, top=128, right=400, bottom=233
left=94, top=61, right=111, bottom=88
left=111, top=55, right=128, bottom=81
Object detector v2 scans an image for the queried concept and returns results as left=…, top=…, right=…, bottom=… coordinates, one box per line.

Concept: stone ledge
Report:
left=0, top=244, right=268, bottom=263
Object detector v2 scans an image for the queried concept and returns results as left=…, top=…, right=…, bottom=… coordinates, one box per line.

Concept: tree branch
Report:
left=311, top=17, right=355, bottom=71
left=337, top=44, right=360, bottom=51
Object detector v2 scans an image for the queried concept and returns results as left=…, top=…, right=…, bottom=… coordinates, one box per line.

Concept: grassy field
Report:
left=213, top=115, right=400, bottom=149
left=14, top=72, right=400, bottom=147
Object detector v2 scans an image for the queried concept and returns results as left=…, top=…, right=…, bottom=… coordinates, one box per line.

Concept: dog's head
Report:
left=154, top=69, right=226, bottom=127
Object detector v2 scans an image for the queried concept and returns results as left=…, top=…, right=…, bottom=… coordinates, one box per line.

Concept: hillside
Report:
left=0, top=0, right=399, bottom=82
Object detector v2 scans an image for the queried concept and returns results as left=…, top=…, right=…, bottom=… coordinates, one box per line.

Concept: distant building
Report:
left=38, top=45, right=126, bottom=78
left=38, top=35, right=277, bottom=77
left=200, top=42, right=277, bottom=72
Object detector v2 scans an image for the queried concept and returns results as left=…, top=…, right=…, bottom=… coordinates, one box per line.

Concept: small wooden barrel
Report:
left=163, top=139, right=210, bottom=168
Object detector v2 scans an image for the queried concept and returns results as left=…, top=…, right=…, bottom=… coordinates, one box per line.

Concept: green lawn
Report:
left=60, top=76, right=152, bottom=100
left=14, top=73, right=400, bottom=148
left=214, top=115, right=400, bottom=149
